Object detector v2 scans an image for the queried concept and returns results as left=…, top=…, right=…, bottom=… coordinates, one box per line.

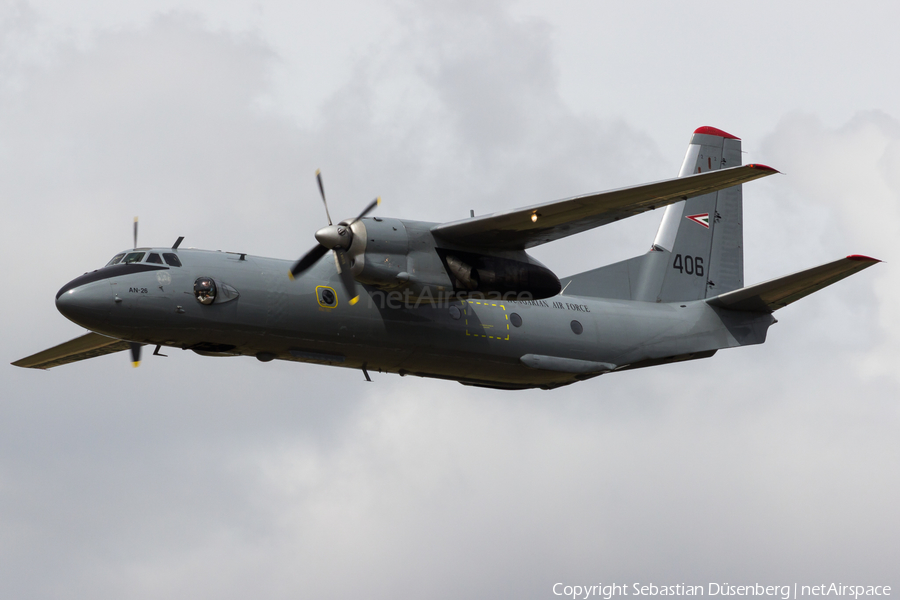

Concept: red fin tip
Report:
left=693, top=126, right=740, bottom=140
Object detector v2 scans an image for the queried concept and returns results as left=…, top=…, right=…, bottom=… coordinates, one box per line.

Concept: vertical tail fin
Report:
left=559, top=127, right=751, bottom=303
left=634, top=127, right=744, bottom=302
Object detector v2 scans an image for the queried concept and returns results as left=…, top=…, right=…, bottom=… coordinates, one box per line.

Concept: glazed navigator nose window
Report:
left=194, top=277, right=217, bottom=305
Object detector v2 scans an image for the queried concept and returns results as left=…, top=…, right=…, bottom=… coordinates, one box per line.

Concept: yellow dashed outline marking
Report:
left=462, top=300, right=510, bottom=340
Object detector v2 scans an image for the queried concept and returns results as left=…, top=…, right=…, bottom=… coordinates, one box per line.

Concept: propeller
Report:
left=289, top=170, right=380, bottom=306
left=317, top=169, right=333, bottom=226
left=129, top=218, right=143, bottom=367
left=129, top=342, right=142, bottom=368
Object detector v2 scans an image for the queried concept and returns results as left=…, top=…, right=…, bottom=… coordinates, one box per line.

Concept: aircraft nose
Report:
left=55, top=280, right=112, bottom=329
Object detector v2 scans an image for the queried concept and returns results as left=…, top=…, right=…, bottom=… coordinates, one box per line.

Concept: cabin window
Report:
left=163, top=253, right=182, bottom=267
left=123, top=252, right=145, bottom=264
left=106, top=253, right=126, bottom=267
left=146, top=253, right=163, bottom=264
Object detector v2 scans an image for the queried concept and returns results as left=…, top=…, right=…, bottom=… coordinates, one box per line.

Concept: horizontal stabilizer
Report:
left=707, top=255, right=881, bottom=312
left=432, top=164, right=777, bottom=250
left=12, top=332, right=131, bottom=369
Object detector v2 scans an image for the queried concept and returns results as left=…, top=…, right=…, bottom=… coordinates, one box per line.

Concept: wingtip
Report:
left=846, top=254, right=882, bottom=263
left=747, top=163, right=780, bottom=173
left=693, top=126, right=741, bottom=140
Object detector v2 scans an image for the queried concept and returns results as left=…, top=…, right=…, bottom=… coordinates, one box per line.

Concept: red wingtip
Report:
left=747, top=163, right=779, bottom=173
left=693, top=126, right=740, bottom=140
left=846, top=254, right=882, bottom=262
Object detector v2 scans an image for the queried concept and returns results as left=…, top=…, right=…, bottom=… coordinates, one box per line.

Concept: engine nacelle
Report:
left=345, top=218, right=560, bottom=300
left=349, top=217, right=410, bottom=289
left=436, top=249, right=561, bottom=300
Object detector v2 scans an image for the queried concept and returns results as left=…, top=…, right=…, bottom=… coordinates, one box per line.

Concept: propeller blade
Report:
left=334, top=249, right=360, bottom=305
left=133, top=216, right=139, bottom=249
left=291, top=172, right=378, bottom=301
left=129, top=342, right=142, bottom=368
left=350, top=197, right=381, bottom=223
left=316, top=169, right=333, bottom=226
left=289, top=243, right=329, bottom=279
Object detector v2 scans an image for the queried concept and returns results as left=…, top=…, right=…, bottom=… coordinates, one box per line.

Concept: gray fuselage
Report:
left=55, top=227, right=774, bottom=390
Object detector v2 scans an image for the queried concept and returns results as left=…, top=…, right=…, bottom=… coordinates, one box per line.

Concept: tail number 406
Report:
left=673, top=254, right=704, bottom=276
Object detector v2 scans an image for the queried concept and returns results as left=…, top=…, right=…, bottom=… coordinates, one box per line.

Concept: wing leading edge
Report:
left=12, top=332, right=132, bottom=369
left=431, top=163, right=778, bottom=250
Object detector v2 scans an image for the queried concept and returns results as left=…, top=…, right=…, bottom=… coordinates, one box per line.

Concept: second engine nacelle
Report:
left=346, top=217, right=561, bottom=300
left=437, top=249, right=561, bottom=300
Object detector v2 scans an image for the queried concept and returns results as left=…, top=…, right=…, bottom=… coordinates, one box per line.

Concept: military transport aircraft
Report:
left=14, top=127, right=881, bottom=389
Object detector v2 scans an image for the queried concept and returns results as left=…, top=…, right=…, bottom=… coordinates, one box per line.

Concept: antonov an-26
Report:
left=14, top=127, right=880, bottom=390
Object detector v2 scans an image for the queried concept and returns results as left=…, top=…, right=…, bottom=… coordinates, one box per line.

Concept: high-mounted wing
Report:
left=12, top=332, right=132, bottom=370
left=706, top=255, right=881, bottom=312
left=431, top=163, right=777, bottom=250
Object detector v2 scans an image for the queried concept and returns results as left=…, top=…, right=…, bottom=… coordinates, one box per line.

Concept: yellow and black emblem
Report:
left=316, top=285, right=338, bottom=309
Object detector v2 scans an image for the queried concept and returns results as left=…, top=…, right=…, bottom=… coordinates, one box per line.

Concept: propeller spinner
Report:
left=289, top=170, right=380, bottom=306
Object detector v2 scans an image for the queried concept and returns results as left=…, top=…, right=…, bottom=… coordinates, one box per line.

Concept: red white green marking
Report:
left=686, top=213, right=710, bottom=228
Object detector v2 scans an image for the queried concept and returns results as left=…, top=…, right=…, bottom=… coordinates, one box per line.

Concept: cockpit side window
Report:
left=163, top=253, right=182, bottom=267
left=106, top=253, right=126, bottom=267
left=147, top=253, right=163, bottom=264
left=123, top=252, right=145, bottom=264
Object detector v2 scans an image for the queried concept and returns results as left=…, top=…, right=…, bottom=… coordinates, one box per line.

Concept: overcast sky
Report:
left=2, top=1, right=898, bottom=598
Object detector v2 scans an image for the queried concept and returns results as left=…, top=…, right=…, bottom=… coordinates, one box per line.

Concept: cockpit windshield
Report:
left=105, top=250, right=181, bottom=267
left=105, top=253, right=126, bottom=267
left=123, top=252, right=145, bottom=264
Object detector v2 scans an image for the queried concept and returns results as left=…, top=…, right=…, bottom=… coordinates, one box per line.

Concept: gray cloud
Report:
left=1, top=2, right=897, bottom=598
